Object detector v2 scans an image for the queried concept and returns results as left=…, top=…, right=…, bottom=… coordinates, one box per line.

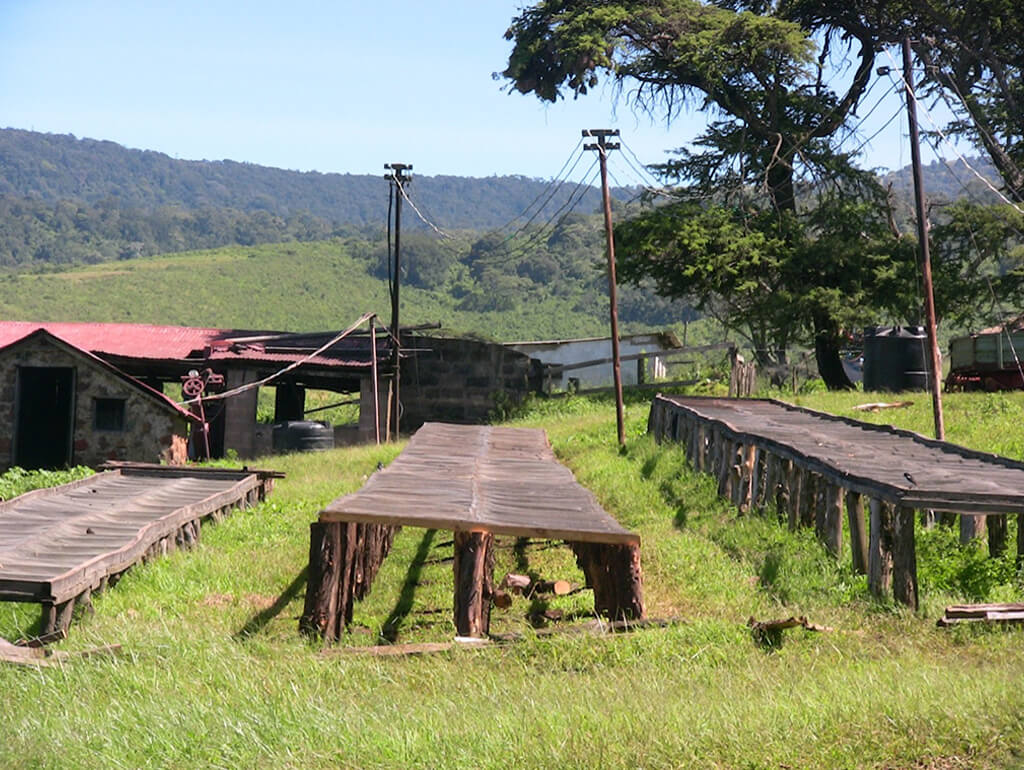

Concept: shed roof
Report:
left=0, top=329, right=200, bottom=422
left=0, top=321, right=380, bottom=369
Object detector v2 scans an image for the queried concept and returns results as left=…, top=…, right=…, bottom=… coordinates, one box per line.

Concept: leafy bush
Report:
left=0, top=465, right=94, bottom=500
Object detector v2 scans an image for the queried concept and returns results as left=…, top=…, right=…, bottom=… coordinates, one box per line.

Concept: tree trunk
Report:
left=814, top=320, right=854, bottom=391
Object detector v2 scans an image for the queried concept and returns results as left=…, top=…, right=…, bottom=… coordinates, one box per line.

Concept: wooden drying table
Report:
left=300, top=422, right=644, bottom=640
left=0, top=464, right=278, bottom=637
left=649, top=395, right=1024, bottom=608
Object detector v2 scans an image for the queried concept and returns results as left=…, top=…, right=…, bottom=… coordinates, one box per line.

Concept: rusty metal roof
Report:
left=657, top=395, right=1024, bottom=514
left=320, top=422, right=639, bottom=544
left=0, top=321, right=382, bottom=369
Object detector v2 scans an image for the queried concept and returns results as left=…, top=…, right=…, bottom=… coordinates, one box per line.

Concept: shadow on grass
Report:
left=234, top=565, right=309, bottom=640
left=380, top=528, right=436, bottom=643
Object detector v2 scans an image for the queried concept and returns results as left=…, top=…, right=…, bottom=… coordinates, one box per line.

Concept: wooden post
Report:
left=1018, top=514, right=1024, bottom=570
left=987, top=514, right=1008, bottom=558
left=453, top=530, right=495, bottom=638
left=868, top=498, right=894, bottom=599
left=786, top=462, right=802, bottom=531
left=697, top=425, right=708, bottom=472
left=571, top=542, right=645, bottom=620
left=718, top=438, right=736, bottom=499
left=822, top=484, right=843, bottom=558
left=300, top=521, right=345, bottom=641
left=845, top=490, right=868, bottom=575
left=799, top=470, right=817, bottom=529
left=960, top=512, right=986, bottom=546
left=892, top=505, right=919, bottom=610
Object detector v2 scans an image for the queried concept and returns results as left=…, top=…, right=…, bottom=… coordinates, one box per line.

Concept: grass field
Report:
left=2, top=391, right=1024, bottom=768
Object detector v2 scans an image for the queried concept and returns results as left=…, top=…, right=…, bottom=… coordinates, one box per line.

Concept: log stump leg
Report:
left=1018, top=514, right=1024, bottom=570
left=820, top=484, right=843, bottom=559
left=892, top=505, right=918, bottom=610
left=868, top=498, right=894, bottom=600
left=845, top=491, right=868, bottom=575
left=453, top=530, right=495, bottom=638
left=300, top=521, right=347, bottom=641
left=571, top=542, right=645, bottom=621
left=960, top=512, right=986, bottom=546
left=987, top=514, right=1008, bottom=558
left=786, top=462, right=801, bottom=531
left=801, top=472, right=818, bottom=530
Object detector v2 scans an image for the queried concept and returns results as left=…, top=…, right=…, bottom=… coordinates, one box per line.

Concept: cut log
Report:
left=453, top=530, right=495, bottom=638
left=892, top=505, right=918, bottom=610
left=300, top=521, right=344, bottom=641
left=988, top=514, right=1008, bottom=558
left=499, top=573, right=532, bottom=594
left=868, top=498, right=894, bottom=600
left=960, top=512, right=986, bottom=545
left=570, top=542, right=645, bottom=621
left=845, top=490, right=868, bottom=575
left=821, top=484, right=843, bottom=559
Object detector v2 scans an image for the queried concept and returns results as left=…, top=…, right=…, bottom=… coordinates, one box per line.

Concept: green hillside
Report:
left=0, top=238, right=662, bottom=340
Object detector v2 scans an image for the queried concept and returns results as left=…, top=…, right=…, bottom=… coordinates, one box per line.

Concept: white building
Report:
left=506, top=331, right=682, bottom=391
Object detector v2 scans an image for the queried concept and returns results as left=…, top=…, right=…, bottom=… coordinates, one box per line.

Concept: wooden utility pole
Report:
left=584, top=129, right=625, bottom=447
left=901, top=38, right=945, bottom=440
left=385, top=163, right=412, bottom=441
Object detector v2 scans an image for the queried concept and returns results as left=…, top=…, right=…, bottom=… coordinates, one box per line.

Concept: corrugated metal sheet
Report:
left=320, top=423, right=639, bottom=544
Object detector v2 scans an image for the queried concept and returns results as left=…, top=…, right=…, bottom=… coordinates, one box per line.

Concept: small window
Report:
left=94, top=398, right=126, bottom=431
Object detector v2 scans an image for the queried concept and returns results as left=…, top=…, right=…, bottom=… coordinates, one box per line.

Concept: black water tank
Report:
left=863, top=326, right=931, bottom=392
left=272, top=420, right=335, bottom=452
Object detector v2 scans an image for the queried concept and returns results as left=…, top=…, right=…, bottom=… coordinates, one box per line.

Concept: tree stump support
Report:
left=892, top=505, right=919, bottom=610
left=453, top=530, right=495, bottom=638
left=960, top=512, right=986, bottom=546
left=868, top=498, right=894, bottom=600
left=845, top=490, right=868, bottom=574
left=987, top=514, right=1008, bottom=558
left=571, top=542, right=645, bottom=621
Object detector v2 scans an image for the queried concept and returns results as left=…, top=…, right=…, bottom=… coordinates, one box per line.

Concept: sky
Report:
left=0, top=1, right=956, bottom=184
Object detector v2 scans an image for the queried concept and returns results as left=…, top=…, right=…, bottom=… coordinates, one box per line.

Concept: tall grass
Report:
left=1, top=393, right=1024, bottom=768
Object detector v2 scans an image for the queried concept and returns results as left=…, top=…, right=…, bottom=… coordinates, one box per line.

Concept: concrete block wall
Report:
left=0, top=336, right=190, bottom=468
left=398, top=336, right=536, bottom=430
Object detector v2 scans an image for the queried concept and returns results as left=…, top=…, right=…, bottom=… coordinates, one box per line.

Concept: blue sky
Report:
left=0, top=1, right=951, bottom=182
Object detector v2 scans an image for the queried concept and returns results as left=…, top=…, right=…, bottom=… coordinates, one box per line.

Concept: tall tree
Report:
left=503, top=0, right=891, bottom=388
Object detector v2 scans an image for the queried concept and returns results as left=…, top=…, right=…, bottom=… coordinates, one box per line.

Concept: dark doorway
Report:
left=15, top=367, right=75, bottom=469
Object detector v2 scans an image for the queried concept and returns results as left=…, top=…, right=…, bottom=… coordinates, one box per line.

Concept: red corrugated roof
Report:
left=0, top=321, right=378, bottom=368
left=0, top=328, right=200, bottom=422
left=0, top=321, right=230, bottom=360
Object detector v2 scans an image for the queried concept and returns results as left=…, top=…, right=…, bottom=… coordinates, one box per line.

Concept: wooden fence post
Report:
left=572, top=542, right=645, bottom=621
left=821, top=484, right=843, bottom=558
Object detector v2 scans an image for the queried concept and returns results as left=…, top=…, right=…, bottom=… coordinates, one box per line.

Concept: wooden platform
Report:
left=303, top=423, right=644, bottom=641
left=0, top=465, right=275, bottom=636
left=319, top=422, right=639, bottom=544
left=649, top=395, right=1024, bottom=610
left=653, top=396, right=1024, bottom=514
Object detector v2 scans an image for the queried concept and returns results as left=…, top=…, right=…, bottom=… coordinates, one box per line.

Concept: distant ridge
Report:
left=0, top=127, right=622, bottom=230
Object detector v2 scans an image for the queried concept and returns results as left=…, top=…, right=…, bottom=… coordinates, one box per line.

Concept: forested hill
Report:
left=0, top=128, right=616, bottom=229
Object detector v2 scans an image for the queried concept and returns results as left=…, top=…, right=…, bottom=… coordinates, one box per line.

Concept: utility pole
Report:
left=385, top=162, right=412, bottom=441
left=584, top=129, right=626, bottom=448
left=901, top=38, right=945, bottom=440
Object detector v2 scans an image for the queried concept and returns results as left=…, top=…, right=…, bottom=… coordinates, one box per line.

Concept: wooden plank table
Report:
left=301, top=422, right=644, bottom=641
left=0, top=466, right=274, bottom=636
left=649, top=395, right=1024, bottom=609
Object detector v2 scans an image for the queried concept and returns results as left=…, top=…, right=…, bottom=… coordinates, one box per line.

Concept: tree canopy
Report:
left=503, top=0, right=898, bottom=388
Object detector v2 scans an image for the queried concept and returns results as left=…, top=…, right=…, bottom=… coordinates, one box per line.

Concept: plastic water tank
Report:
left=862, top=326, right=931, bottom=392
left=272, top=420, right=335, bottom=452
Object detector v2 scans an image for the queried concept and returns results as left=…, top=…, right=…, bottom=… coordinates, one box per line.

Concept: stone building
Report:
left=0, top=329, right=197, bottom=469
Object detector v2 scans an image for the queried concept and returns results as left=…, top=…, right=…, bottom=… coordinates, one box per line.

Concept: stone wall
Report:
left=398, top=336, right=538, bottom=430
left=0, top=335, right=191, bottom=468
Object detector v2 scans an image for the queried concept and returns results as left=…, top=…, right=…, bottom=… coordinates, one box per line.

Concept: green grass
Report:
left=3, top=392, right=1024, bottom=768
left=0, top=239, right=652, bottom=342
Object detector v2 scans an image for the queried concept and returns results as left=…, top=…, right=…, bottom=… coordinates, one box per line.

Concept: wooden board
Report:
left=319, top=423, right=639, bottom=545
left=0, top=468, right=266, bottom=604
left=654, top=396, right=1024, bottom=515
